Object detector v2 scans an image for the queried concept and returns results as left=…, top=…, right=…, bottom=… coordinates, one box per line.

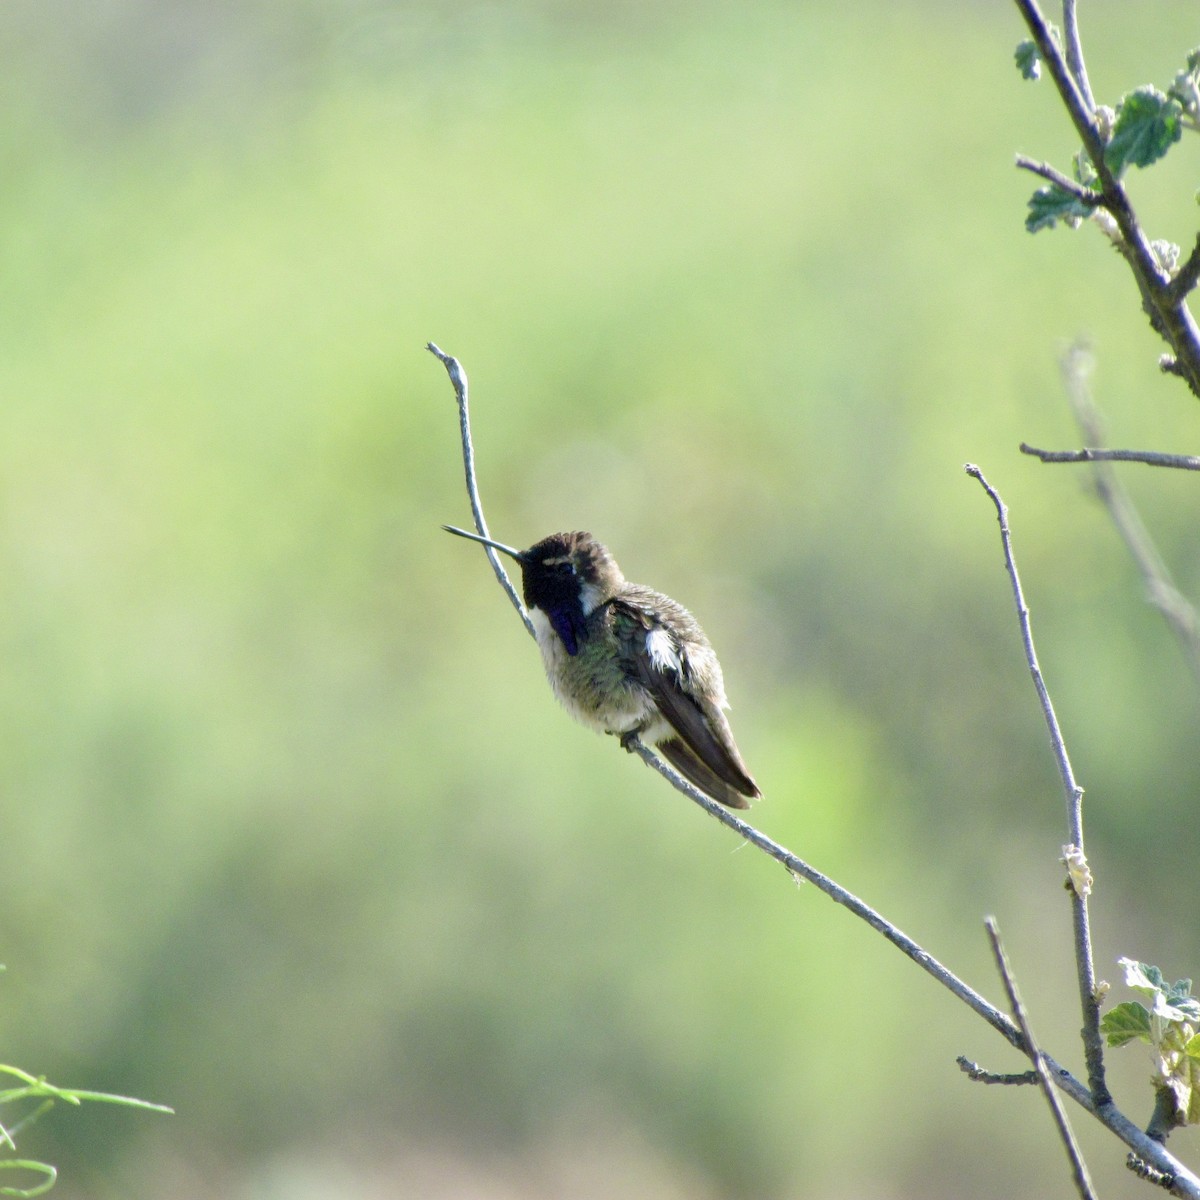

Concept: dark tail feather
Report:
left=658, top=738, right=753, bottom=810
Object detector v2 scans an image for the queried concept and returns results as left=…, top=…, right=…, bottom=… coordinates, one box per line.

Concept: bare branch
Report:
left=1021, top=444, right=1200, bottom=471
left=1014, top=155, right=1100, bottom=205
left=957, top=1056, right=1038, bottom=1086
left=428, top=342, right=536, bottom=641
left=986, top=917, right=1097, bottom=1200
left=1061, top=0, right=1096, bottom=113
left=1168, top=234, right=1200, bottom=305
left=965, top=464, right=1108, bottom=1105
left=625, top=735, right=1025, bottom=1046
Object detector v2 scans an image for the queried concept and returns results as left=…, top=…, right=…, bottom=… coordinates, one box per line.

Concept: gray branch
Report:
left=1021, top=444, right=1200, bottom=471
left=1014, top=155, right=1100, bottom=204
left=986, top=917, right=1097, bottom=1200
left=957, top=1056, right=1038, bottom=1086
left=1061, top=0, right=1096, bottom=114
left=966, top=464, right=1108, bottom=1106
left=428, top=343, right=536, bottom=642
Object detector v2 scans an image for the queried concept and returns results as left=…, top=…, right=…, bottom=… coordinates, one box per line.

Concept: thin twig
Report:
left=1055, top=344, right=1200, bottom=683
left=1014, top=155, right=1100, bottom=204
left=1021, top=444, right=1200, bottom=471
left=986, top=917, right=1097, bottom=1200
left=428, top=343, right=536, bottom=641
left=1061, top=0, right=1096, bottom=114
left=957, top=1056, right=1038, bottom=1086
left=1168, top=234, right=1200, bottom=305
left=966, top=464, right=1109, bottom=1106
left=1013, top=0, right=1101, bottom=153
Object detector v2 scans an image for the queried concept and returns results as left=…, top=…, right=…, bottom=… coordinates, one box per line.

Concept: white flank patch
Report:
left=645, top=627, right=680, bottom=674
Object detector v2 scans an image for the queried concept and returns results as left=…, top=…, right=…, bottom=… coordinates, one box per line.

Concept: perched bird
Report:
left=444, top=525, right=760, bottom=809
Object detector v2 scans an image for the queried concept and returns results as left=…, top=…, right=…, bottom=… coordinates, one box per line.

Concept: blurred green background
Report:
left=3, top=1, right=1200, bottom=1196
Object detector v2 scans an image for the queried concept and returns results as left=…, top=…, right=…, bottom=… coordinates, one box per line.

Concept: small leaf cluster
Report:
left=1167, top=49, right=1200, bottom=126
left=1017, top=35, right=1198, bottom=233
left=1101, top=959, right=1200, bottom=1128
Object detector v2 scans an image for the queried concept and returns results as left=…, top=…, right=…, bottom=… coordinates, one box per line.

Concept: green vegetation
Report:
left=3, top=1, right=1200, bottom=1195
left=0, top=1062, right=170, bottom=1197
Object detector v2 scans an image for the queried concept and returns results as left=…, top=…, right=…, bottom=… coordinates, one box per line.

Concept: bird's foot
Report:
left=617, top=730, right=641, bottom=754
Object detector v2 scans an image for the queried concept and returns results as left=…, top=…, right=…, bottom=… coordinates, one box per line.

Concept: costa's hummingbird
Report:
left=444, top=525, right=760, bottom=810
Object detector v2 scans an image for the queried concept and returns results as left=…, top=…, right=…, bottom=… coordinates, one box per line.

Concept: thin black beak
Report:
left=442, top=525, right=524, bottom=561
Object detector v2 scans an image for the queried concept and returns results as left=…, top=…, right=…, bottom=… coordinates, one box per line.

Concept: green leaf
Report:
left=1015, top=40, right=1041, bottom=81
left=1154, top=992, right=1200, bottom=1024
left=1104, top=87, right=1183, bottom=175
left=1025, top=184, right=1093, bottom=233
left=1101, top=1000, right=1153, bottom=1046
left=1119, top=958, right=1167, bottom=997
left=1184, top=1031, right=1200, bottom=1061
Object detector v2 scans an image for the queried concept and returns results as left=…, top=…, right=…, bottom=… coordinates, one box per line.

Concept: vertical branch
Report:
left=428, top=342, right=536, bottom=641
left=966, top=465, right=1110, bottom=1106
left=986, top=917, right=1097, bottom=1200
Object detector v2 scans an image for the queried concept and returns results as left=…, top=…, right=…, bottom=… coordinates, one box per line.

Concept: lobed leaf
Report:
left=1119, top=958, right=1167, bottom=997
left=1025, top=184, right=1094, bottom=233
left=1101, top=1000, right=1153, bottom=1046
left=1104, top=87, right=1183, bottom=175
left=1015, top=40, right=1041, bottom=82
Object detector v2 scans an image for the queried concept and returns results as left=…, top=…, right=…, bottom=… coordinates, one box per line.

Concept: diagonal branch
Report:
left=627, top=735, right=1024, bottom=1049
left=1014, top=155, right=1101, bottom=205
left=1168, top=234, right=1200, bottom=306
left=986, top=917, right=1097, bottom=1200
left=966, top=464, right=1108, bottom=1106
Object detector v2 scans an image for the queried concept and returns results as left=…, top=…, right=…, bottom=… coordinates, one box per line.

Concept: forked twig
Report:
left=966, top=464, right=1108, bottom=1106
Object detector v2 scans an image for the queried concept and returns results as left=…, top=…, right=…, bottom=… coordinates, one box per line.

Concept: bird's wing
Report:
left=611, top=598, right=759, bottom=800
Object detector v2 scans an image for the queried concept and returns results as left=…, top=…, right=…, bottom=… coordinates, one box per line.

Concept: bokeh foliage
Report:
left=3, top=1, right=1200, bottom=1195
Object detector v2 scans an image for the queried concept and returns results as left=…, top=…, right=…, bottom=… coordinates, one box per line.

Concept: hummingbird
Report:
left=444, top=525, right=760, bottom=810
